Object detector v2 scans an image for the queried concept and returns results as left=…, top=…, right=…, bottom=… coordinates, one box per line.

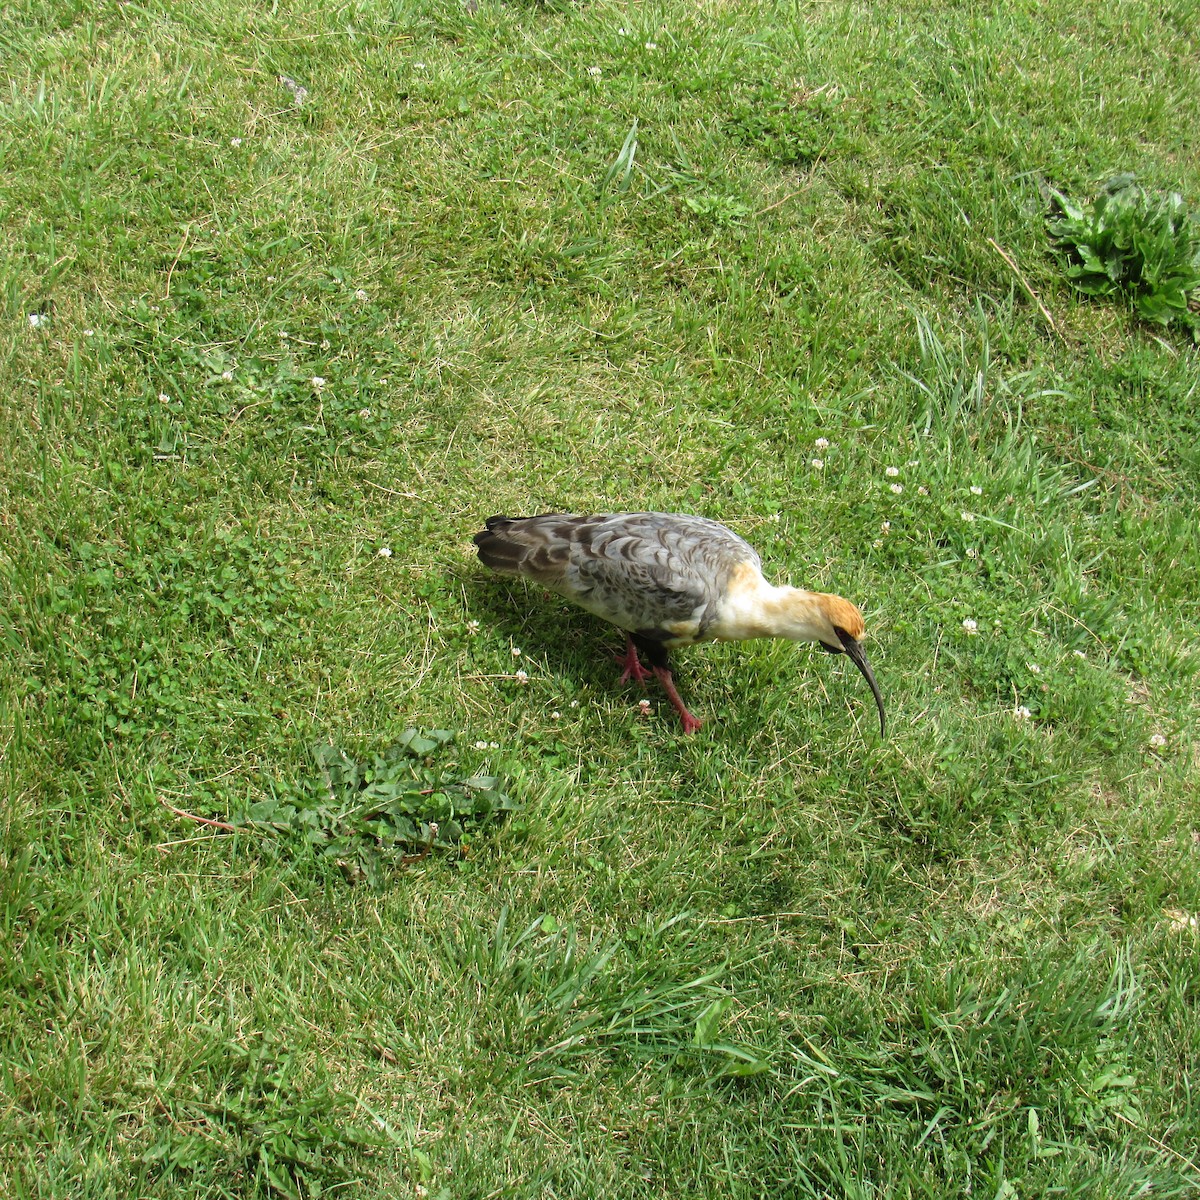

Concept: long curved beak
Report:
left=836, top=630, right=886, bottom=737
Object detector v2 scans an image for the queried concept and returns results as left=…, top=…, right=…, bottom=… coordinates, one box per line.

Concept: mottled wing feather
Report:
left=474, top=513, right=760, bottom=645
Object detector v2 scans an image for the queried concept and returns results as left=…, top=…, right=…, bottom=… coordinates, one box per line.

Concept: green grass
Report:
left=2, top=0, right=1199, bottom=1195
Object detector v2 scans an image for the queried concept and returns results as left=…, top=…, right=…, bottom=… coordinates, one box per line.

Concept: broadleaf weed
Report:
left=1048, top=175, right=1200, bottom=334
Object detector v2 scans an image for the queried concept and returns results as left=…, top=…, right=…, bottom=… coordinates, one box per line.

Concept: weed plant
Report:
left=1049, top=174, right=1200, bottom=333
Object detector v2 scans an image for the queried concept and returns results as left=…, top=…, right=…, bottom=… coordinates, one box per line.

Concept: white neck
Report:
left=710, top=571, right=833, bottom=644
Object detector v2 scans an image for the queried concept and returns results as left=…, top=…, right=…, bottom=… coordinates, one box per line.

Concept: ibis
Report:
left=473, top=512, right=884, bottom=736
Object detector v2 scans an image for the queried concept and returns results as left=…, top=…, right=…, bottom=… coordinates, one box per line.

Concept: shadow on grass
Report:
left=457, top=569, right=715, bottom=717
left=459, top=569, right=630, bottom=681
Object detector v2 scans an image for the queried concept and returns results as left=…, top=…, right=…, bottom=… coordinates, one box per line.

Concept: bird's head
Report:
left=722, top=569, right=887, bottom=737
left=809, top=593, right=886, bottom=737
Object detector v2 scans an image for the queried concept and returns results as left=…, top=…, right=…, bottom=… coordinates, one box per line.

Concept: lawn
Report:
left=2, top=0, right=1198, bottom=1195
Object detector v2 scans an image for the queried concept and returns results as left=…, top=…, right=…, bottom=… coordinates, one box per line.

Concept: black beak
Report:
left=835, top=629, right=886, bottom=737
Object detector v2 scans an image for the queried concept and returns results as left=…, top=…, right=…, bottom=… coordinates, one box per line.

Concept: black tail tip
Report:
left=473, top=515, right=509, bottom=548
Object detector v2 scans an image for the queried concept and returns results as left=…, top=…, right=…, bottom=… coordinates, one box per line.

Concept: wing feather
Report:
left=474, top=513, right=760, bottom=644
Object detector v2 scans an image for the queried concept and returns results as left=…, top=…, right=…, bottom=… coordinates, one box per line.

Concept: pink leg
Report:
left=652, top=665, right=704, bottom=735
left=617, top=635, right=654, bottom=686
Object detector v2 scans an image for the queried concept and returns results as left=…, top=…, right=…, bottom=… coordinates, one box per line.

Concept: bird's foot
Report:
left=651, top=665, right=704, bottom=735
left=617, top=637, right=653, bottom=686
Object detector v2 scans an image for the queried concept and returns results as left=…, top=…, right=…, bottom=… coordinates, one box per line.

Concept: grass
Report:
left=2, top=0, right=1198, bottom=1195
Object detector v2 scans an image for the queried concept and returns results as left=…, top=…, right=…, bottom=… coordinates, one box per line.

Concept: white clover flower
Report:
left=377, top=547, right=392, bottom=557
left=1028, top=663, right=1041, bottom=675
left=918, top=486, right=929, bottom=496
left=872, top=538, right=883, bottom=550
left=569, top=699, right=579, bottom=708
left=221, top=370, right=234, bottom=382
left=514, top=669, right=529, bottom=684
left=970, top=485, right=983, bottom=496
left=311, top=376, right=326, bottom=390
left=358, top=408, right=371, bottom=418
left=158, top=392, right=170, bottom=403
left=906, top=459, right=919, bottom=468
left=28, top=313, right=48, bottom=328
left=511, top=646, right=522, bottom=657
left=1149, top=732, right=1167, bottom=748
left=551, top=711, right=561, bottom=720
left=278, top=329, right=289, bottom=338
left=466, top=619, right=480, bottom=635
left=587, top=66, right=602, bottom=76
left=811, top=458, right=825, bottom=469
left=414, top=62, right=425, bottom=70
left=354, top=289, right=369, bottom=301
left=638, top=698, right=652, bottom=714
left=889, top=483, right=903, bottom=494
left=1015, top=705, right=1032, bottom=720
left=645, top=41, right=658, bottom=50
left=618, top=27, right=627, bottom=35
left=474, top=740, right=489, bottom=750
left=320, top=339, right=331, bottom=351
left=961, top=511, right=975, bottom=522
left=815, top=436, right=830, bottom=450
left=230, top=137, right=243, bottom=147
left=965, top=547, right=977, bottom=559
left=880, top=520, right=891, bottom=532
left=1073, top=649, right=1086, bottom=659
left=84, top=329, right=95, bottom=337
left=885, top=466, right=900, bottom=477
left=961, top=618, right=978, bottom=634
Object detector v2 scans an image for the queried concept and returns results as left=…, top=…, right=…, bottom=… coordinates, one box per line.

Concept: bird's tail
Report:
left=472, top=513, right=575, bottom=582
left=472, top=516, right=525, bottom=573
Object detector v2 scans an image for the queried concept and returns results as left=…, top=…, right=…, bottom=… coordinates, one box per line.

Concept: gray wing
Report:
left=474, top=512, right=760, bottom=642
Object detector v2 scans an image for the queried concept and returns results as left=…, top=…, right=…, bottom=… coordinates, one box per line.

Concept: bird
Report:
left=473, top=512, right=884, bottom=737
